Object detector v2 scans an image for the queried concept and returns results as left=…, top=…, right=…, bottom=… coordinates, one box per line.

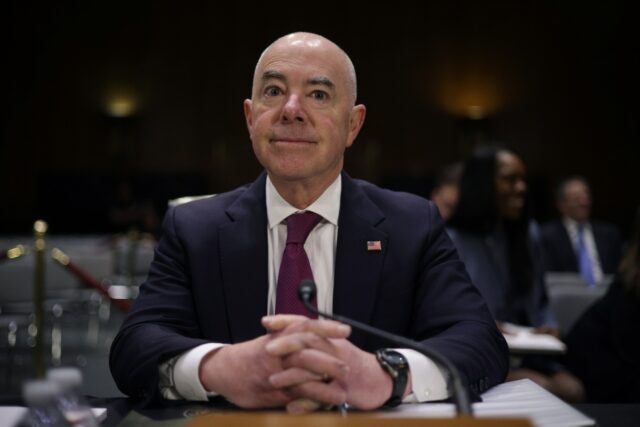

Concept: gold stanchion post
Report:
left=127, top=229, right=140, bottom=285
left=33, top=220, right=48, bottom=378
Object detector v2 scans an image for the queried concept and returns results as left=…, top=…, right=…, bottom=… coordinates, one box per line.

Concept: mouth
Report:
left=269, top=138, right=315, bottom=146
left=270, top=138, right=316, bottom=144
left=508, top=196, right=525, bottom=208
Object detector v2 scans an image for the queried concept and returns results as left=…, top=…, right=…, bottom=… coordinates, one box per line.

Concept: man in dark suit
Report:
left=110, top=32, right=508, bottom=413
left=541, top=176, right=623, bottom=285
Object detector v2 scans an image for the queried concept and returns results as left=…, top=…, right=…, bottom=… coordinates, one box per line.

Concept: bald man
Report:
left=110, top=32, right=508, bottom=413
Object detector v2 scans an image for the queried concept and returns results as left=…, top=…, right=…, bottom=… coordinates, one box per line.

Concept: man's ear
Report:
left=346, top=104, right=366, bottom=148
left=243, top=99, right=253, bottom=130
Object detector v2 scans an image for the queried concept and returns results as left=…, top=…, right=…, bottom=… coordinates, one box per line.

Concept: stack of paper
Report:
left=387, top=379, right=594, bottom=427
left=501, top=322, right=567, bottom=354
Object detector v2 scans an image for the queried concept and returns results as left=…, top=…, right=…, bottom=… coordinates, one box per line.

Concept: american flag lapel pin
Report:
left=367, top=240, right=382, bottom=252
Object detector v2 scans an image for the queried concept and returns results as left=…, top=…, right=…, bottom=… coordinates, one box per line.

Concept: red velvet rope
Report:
left=62, top=260, right=132, bottom=312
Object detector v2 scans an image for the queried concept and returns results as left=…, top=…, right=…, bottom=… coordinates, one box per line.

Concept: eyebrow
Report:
left=307, top=76, right=335, bottom=91
left=261, top=70, right=335, bottom=91
left=261, top=70, right=286, bottom=83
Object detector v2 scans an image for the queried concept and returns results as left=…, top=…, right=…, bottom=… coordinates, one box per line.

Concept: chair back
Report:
left=545, top=272, right=610, bottom=334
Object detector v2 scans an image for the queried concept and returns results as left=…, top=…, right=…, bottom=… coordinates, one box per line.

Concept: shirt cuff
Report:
left=159, top=343, right=226, bottom=401
left=394, top=348, right=449, bottom=402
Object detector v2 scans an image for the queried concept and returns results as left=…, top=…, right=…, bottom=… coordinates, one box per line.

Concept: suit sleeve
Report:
left=411, top=206, right=509, bottom=397
left=109, top=207, right=211, bottom=402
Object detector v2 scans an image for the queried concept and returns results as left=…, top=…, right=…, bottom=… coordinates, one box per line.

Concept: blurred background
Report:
left=3, top=0, right=637, bottom=235
left=1, top=0, right=637, bottom=399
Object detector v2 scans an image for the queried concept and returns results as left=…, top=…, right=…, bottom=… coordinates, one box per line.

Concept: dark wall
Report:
left=2, top=1, right=637, bottom=235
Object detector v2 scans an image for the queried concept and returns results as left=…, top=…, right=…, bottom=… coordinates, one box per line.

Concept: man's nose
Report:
left=281, top=94, right=306, bottom=123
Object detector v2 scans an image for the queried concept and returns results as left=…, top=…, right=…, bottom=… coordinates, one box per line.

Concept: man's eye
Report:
left=311, top=90, right=328, bottom=101
left=265, top=86, right=282, bottom=97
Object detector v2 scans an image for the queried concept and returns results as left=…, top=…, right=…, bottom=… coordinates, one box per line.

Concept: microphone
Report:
left=298, top=279, right=473, bottom=416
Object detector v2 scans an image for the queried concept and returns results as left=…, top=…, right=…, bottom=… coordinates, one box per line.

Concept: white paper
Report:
left=384, top=379, right=594, bottom=427
left=501, top=322, right=567, bottom=354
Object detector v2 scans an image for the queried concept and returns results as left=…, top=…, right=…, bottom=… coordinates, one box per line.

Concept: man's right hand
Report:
left=198, top=335, right=291, bottom=408
left=198, top=317, right=351, bottom=409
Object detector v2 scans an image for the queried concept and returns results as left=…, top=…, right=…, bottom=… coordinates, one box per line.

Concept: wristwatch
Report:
left=375, top=349, right=409, bottom=407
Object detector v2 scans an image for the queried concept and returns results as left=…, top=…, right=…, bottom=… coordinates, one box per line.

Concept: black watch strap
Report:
left=375, top=349, right=409, bottom=407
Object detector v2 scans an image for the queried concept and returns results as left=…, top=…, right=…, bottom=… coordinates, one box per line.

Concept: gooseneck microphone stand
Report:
left=297, top=279, right=473, bottom=416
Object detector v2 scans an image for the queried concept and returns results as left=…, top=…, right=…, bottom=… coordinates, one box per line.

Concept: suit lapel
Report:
left=334, top=174, right=387, bottom=347
left=219, top=174, right=269, bottom=343
left=559, top=221, right=579, bottom=269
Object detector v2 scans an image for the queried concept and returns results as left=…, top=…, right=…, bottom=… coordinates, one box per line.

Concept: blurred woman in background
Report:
left=447, top=146, right=585, bottom=402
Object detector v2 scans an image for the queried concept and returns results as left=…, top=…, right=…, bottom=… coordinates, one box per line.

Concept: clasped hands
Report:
left=198, top=314, right=396, bottom=413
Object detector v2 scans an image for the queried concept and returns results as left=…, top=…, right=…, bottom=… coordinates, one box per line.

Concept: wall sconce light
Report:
left=106, top=96, right=137, bottom=118
left=466, top=105, right=486, bottom=120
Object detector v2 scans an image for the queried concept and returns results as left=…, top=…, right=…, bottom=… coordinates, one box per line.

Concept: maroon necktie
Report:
left=275, top=212, right=322, bottom=317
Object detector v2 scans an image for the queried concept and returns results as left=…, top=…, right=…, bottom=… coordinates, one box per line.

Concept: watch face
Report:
left=384, top=351, right=408, bottom=369
left=376, top=349, right=409, bottom=407
left=387, top=353, right=405, bottom=365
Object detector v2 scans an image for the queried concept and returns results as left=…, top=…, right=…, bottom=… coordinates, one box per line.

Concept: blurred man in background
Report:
left=541, top=176, right=623, bottom=286
left=430, top=162, right=462, bottom=222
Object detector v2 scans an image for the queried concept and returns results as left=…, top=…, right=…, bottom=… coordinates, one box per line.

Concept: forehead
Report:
left=255, top=41, right=348, bottom=87
left=496, top=151, right=525, bottom=173
left=565, top=180, right=589, bottom=195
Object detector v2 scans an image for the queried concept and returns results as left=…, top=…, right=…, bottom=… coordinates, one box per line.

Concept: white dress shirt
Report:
left=563, top=217, right=604, bottom=285
left=159, top=174, right=448, bottom=403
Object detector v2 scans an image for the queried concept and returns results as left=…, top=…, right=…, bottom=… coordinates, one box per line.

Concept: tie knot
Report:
left=286, top=212, right=322, bottom=244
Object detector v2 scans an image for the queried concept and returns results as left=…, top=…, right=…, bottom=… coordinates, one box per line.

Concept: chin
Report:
left=268, top=166, right=314, bottom=182
left=271, top=159, right=332, bottom=180
left=504, top=209, right=524, bottom=221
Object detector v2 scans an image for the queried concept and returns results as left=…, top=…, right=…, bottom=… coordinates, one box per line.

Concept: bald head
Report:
left=252, top=32, right=358, bottom=106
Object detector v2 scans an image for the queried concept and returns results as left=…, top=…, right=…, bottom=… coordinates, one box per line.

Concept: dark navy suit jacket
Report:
left=540, top=219, right=623, bottom=275
left=110, top=173, right=508, bottom=402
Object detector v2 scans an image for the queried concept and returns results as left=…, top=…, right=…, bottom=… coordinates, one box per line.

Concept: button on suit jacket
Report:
left=110, top=172, right=508, bottom=402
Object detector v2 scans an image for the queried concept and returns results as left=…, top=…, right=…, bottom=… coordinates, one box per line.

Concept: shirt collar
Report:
left=266, top=174, right=342, bottom=229
left=563, top=216, right=590, bottom=233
